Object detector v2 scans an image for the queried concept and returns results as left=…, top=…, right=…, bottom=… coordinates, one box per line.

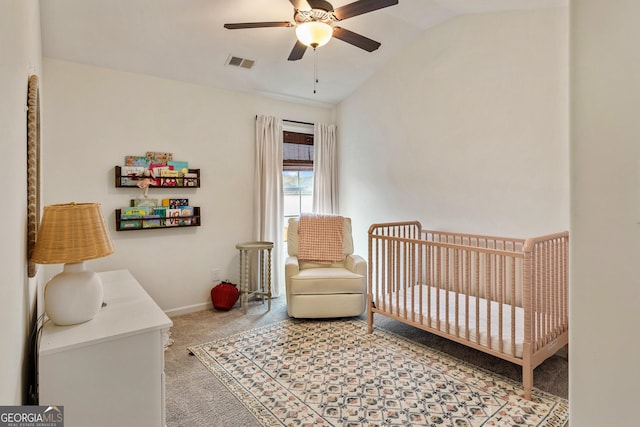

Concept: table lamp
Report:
left=31, top=202, right=115, bottom=325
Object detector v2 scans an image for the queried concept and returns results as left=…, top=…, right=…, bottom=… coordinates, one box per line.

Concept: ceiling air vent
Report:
left=225, top=55, right=255, bottom=69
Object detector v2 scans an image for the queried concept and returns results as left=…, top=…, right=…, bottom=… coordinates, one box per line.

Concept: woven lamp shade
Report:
left=31, top=202, right=114, bottom=264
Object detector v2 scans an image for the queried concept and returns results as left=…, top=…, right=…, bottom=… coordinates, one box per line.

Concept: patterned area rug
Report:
left=188, top=319, right=568, bottom=427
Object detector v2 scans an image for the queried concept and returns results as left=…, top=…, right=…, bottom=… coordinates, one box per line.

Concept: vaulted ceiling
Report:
left=39, top=0, right=567, bottom=106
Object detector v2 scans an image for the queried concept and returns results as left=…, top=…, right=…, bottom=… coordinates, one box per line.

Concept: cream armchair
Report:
left=285, top=216, right=367, bottom=318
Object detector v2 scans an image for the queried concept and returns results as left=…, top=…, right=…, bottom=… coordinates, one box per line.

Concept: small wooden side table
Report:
left=235, top=241, right=273, bottom=313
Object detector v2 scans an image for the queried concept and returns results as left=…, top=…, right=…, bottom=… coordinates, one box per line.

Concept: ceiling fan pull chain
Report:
left=314, top=47, right=318, bottom=94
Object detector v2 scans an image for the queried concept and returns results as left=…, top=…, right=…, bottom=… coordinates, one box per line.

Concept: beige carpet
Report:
left=165, top=297, right=568, bottom=427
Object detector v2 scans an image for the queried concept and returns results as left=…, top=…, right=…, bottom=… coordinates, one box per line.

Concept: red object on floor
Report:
left=211, top=282, right=240, bottom=311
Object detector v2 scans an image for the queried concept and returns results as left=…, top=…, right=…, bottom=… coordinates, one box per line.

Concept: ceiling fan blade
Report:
left=289, top=0, right=311, bottom=10
left=307, top=0, right=334, bottom=11
left=332, top=26, right=381, bottom=52
left=224, top=22, right=293, bottom=29
left=333, top=0, right=398, bottom=21
left=288, top=40, right=308, bottom=61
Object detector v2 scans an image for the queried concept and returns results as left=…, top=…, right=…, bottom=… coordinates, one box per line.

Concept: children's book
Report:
left=131, top=198, right=158, bottom=207
left=160, top=169, right=179, bottom=177
left=162, top=198, right=189, bottom=208
left=168, top=161, right=189, bottom=174
left=179, top=206, right=194, bottom=225
left=142, top=215, right=161, bottom=228
left=153, top=207, right=167, bottom=226
left=125, top=156, right=150, bottom=168
left=121, top=166, right=145, bottom=176
left=122, top=206, right=150, bottom=216
left=184, top=172, right=198, bottom=187
left=166, top=208, right=181, bottom=226
left=119, top=210, right=144, bottom=229
left=146, top=152, right=173, bottom=165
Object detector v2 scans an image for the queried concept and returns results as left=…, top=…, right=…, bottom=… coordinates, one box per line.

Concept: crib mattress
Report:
left=378, top=284, right=524, bottom=358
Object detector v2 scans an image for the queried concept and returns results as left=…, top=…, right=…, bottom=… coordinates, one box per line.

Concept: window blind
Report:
left=283, top=131, right=313, bottom=171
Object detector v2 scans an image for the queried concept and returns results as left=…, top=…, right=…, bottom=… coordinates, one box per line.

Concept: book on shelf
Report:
left=160, top=169, right=180, bottom=177
left=119, top=208, right=147, bottom=229
left=153, top=207, right=167, bottom=226
left=179, top=206, right=194, bottom=225
left=166, top=208, right=181, bottom=226
left=162, top=198, right=189, bottom=208
left=131, top=198, right=158, bottom=207
left=122, top=206, right=151, bottom=216
left=146, top=152, right=173, bottom=165
left=167, top=161, right=188, bottom=174
left=119, top=216, right=141, bottom=229
left=124, top=156, right=150, bottom=168
left=149, top=164, right=168, bottom=185
left=184, top=172, right=198, bottom=186
left=121, top=166, right=146, bottom=177
left=159, top=178, right=180, bottom=187
left=159, top=168, right=182, bottom=186
left=142, top=214, right=161, bottom=228
left=152, top=206, right=167, bottom=214
left=121, top=177, right=141, bottom=186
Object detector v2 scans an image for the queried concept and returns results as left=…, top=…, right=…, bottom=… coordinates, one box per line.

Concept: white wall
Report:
left=337, top=8, right=568, bottom=254
left=42, top=59, right=334, bottom=314
left=570, top=1, right=640, bottom=425
left=0, top=0, right=42, bottom=404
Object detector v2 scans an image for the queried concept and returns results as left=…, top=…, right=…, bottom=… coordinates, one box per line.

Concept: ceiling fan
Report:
left=224, top=0, right=399, bottom=61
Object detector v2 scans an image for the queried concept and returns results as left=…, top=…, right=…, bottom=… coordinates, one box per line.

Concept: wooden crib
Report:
left=367, top=221, right=568, bottom=400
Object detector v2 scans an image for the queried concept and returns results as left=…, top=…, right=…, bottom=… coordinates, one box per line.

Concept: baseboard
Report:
left=165, top=302, right=211, bottom=318
left=164, top=294, right=282, bottom=318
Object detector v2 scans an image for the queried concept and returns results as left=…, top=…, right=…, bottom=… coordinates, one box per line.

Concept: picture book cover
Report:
left=168, top=161, right=189, bottom=174
left=121, top=166, right=145, bottom=176
left=179, top=206, right=194, bottom=225
left=162, top=198, right=189, bottom=207
left=142, top=215, right=161, bottom=228
left=153, top=207, right=167, bottom=226
left=120, top=213, right=142, bottom=229
left=125, top=156, right=150, bottom=168
left=146, top=151, right=173, bottom=165
left=131, top=198, right=158, bottom=207
left=166, top=208, right=181, bottom=226
left=122, top=206, right=150, bottom=216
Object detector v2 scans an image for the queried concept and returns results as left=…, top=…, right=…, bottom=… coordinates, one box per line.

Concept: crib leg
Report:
left=522, top=366, right=533, bottom=401
left=367, top=299, right=374, bottom=334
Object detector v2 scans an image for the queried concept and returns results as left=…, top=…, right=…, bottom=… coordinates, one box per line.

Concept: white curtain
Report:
left=312, top=122, right=339, bottom=214
left=254, top=115, right=284, bottom=297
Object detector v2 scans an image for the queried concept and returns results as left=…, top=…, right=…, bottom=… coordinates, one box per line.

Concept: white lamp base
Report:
left=44, top=262, right=104, bottom=325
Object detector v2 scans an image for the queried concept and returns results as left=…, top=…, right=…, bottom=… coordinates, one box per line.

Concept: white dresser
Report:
left=38, top=269, right=173, bottom=427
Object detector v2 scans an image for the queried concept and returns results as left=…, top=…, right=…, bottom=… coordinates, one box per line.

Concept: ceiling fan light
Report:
left=295, top=22, right=333, bottom=48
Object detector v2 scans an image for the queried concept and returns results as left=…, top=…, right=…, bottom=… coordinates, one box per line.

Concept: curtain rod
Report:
left=284, top=119, right=314, bottom=126
left=255, top=115, right=314, bottom=126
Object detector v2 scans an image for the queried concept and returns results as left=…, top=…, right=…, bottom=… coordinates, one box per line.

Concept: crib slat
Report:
left=475, top=251, right=481, bottom=347
left=511, top=255, right=517, bottom=357
left=498, top=254, right=504, bottom=354
left=465, top=249, right=471, bottom=341
left=486, top=253, right=492, bottom=351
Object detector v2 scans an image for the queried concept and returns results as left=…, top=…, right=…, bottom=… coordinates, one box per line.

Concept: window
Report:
left=283, top=131, right=314, bottom=220
left=283, top=170, right=313, bottom=217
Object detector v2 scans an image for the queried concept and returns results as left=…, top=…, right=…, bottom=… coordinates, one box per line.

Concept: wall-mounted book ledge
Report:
left=115, top=207, right=201, bottom=231
left=115, top=166, right=200, bottom=188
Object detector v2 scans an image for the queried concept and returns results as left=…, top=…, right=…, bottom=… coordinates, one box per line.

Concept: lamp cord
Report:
left=28, top=312, right=48, bottom=404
